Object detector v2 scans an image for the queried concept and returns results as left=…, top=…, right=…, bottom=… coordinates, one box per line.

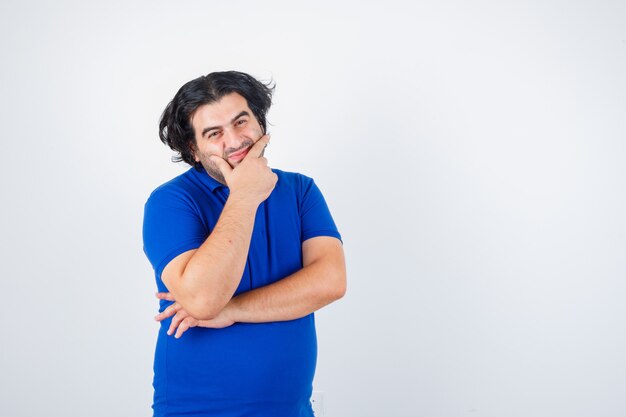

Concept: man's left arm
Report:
left=226, top=235, right=346, bottom=323
left=156, top=235, right=346, bottom=336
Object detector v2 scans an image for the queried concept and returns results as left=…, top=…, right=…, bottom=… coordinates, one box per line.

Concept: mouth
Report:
left=227, top=145, right=251, bottom=162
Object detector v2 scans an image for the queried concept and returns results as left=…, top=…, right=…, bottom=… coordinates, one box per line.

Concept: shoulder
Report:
left=272, top=168, right=316, bottom=194
left=145, top=169, right=199, bottom=209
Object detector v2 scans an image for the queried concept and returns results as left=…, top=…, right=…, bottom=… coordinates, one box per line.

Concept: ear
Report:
left=189, top=142, right=199, bottom=162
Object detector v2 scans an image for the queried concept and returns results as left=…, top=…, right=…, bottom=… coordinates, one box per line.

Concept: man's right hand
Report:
left=210, top=135, right=278, bottom=207
left=160, top=135, right=276, bottom=321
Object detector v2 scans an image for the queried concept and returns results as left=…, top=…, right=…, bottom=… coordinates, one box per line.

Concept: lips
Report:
left=228, top=146, right=250, bottom=162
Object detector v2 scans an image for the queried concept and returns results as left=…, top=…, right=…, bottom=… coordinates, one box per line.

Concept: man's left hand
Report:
left=154, top=292, right=235, bottom=338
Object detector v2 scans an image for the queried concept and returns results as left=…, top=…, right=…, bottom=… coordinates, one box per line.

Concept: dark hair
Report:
left=158, top=71, right=275, bottom=169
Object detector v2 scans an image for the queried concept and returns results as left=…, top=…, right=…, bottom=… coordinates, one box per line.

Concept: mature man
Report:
left=142, top=71, right=346, bottom=417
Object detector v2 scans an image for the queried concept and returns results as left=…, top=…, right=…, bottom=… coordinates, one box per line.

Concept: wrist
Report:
left=222, top=297, right=241, bottom=323
left=226, top=191, right=260, bottom=213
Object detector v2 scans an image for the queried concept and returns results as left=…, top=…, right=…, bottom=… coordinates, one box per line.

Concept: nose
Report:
left=222, top=127, right=242, bottom=152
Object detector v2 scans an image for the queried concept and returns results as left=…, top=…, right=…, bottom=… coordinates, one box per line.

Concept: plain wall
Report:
left=1, top=1, right=625, bottom=416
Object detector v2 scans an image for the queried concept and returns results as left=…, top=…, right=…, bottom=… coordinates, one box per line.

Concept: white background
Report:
left=1, top=1, right=625, bottom=416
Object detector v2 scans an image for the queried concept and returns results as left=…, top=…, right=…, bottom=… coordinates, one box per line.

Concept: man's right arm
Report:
left=160, top=136, right=276, bottom=320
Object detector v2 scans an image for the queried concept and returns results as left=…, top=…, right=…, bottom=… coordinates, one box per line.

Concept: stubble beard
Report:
left=197, top=138, right=256, bottom=185
left=201, top=158, right=227, bottom=185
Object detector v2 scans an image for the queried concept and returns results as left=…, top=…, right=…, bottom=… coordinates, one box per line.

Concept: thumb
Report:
left=210, top=155, right=232, bottom=178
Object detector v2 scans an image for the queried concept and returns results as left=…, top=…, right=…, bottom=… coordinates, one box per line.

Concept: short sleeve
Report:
left=299, top=177, right=342, bottom=243
left=143, top=187, right=208, bottom=278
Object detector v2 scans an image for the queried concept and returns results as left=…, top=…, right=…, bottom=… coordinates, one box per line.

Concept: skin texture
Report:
left=160, top=135, right=276, bottom=320
left=156, top=92, right=346, bottom=337
left=190, top=92, right=265, bottom=185
left=156, top=236, right=346, bottom=338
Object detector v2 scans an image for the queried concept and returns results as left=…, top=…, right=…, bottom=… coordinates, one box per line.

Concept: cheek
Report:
left=205, top=156, right=220, bottom=171
left=247, top=125, right=264, bottom=139
left=197, top=143, right=223, bottom=159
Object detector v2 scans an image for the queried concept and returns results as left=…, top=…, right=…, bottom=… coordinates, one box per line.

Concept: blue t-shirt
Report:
left=143, top=166, right=341, bottom=417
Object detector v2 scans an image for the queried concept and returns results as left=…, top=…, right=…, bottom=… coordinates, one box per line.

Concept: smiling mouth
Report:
left=228, top=146, right=251, bottom=161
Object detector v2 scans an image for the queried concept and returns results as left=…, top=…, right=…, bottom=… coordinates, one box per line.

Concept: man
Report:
left=142, top=71, right=346, bottom=417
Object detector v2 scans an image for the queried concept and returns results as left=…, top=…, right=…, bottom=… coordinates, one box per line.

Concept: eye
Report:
left=236, top=119, right=247, bottom=126
left=208, top=131, right=220, bottom=138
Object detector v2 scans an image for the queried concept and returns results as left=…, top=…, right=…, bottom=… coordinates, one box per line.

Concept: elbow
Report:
left=190, top=308, right=219, bottom=321
left=185, top=295, right=224, bottom=321
left=175, top=272, right=230, bottom=320
left=335, top=275, right=347, bottom=300
left=331, top=250, right=347, bottom=301
left=329, top=268, right=347, bottom=301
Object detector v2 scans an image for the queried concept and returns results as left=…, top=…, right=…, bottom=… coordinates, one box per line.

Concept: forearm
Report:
left=157, top=237, right=346, bottom=335
left=178, top=195, right=257, bottom=318
left=223, top=257, right=346, bottom=323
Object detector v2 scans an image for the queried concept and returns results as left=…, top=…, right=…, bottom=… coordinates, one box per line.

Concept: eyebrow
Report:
left=201, top=111, right=250, bottom=137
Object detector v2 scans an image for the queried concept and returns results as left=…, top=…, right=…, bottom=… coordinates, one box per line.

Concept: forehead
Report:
left=191, top=92, right=251, bottom=130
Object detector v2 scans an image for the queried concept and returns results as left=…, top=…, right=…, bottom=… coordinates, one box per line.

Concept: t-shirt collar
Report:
left=191, top=166, right=226, bottom=192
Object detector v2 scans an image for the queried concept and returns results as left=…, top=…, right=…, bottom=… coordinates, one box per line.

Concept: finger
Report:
left=155, top=308, right=175, bottom=322
left=154, top=302, right=181, bottom=321
left=175, top=318, right=193, bottom=338
left=155, top=292, right=175, bottom=301
left=167, top=310, right=187, bottom=335
left=210, top=155, right=233, bottom=178
left=245, top=134, right=270, bottom=159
